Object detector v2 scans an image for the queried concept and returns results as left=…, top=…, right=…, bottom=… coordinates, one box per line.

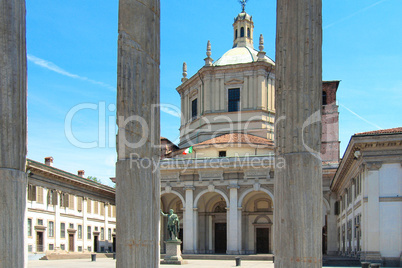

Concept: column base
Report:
left=361, top=251, right=382, bottom=264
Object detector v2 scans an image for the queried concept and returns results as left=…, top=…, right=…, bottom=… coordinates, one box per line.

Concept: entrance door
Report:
left=69, top=234, right=74, bottom=252
left=214, top=223, right=227, bottom=254
left=36, top=232, right=43, bottom=252
left=113, top=236, right=116, bottom=252
left=179, top=228, right=183, bottom=251
left=94, top=235, right=99, bottom=253
left=256, top=228, right=269, bottom=253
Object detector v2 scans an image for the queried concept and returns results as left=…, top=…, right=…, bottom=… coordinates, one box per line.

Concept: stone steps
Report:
left=162, top=254, right=274, bottom=261
left=41, top=253, right=114, bottom=260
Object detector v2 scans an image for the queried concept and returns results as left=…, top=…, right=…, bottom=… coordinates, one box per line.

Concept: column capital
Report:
left=227, top=184, right=239, bottom=190
left=366, top=162, right=382, bottom=171
left=184, top=186, right=195, bottom=191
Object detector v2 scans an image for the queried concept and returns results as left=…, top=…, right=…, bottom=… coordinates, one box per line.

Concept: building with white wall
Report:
left=331, top=127, right=402, bottom=267
left=26, top=157, right=116, bottom=255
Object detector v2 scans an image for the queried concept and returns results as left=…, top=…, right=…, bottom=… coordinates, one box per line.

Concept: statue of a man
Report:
left=160, top=209, right=180, bottom=241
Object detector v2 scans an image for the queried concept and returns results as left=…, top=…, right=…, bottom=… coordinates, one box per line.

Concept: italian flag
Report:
left=182, top=146, right=193, bottom=155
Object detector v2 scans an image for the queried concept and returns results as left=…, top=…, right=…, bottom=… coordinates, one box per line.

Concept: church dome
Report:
left=213, top=46, right=274, bottom=66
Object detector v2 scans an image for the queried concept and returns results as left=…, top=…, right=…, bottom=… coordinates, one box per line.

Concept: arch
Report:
left=161, top=190, right=186, bottom=207
left=238, top=187, right=274, bottom=207
left=253, top=215, right=272, bottom=224
left=194, top=189, right=229, bottom=208
left=240, top=27, right=245, bottom=37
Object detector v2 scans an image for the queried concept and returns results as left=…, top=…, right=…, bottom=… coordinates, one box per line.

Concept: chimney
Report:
left=44, top=157, right=54, bottom=167
left=77, top=170, right=85, bottom=177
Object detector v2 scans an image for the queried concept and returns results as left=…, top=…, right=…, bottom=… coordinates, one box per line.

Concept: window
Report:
left=94, top=201, right=99, bottom=214
left=88, top=246, right=92, bottom=252
left=47, top=190, right=57, bottom=206
left=100, top=203, right=105, bottom=216
left=322, top=91, right=327, bottom=105
left=78, top=246, right=83, bottom=252
left=37, top=187, right=44, bottom=204
left=87, top=226, right=92, bottom=240
left=60, top=193, right=69, bottom=208
left=108, top=204, right=112, bottom=217
left=78, top=225, right=82, bottom=239
left=101, top=227, right=104, bottom=240
left=28, top=185, right=37, bottom=201
left=60, top=244, right=65, bottom=251
left=87, top=199, right=92, bottom=214
left=95, top=226, right=98, bottom=231
left=60, top=223, right=66, bottom=238
left=48, top=221, right=54, bottom=237
left=240, top=27, right=244, bottom=37
left=37, top=219, right=43, bottom=225
left=28, top=245, right=33, bottom=252
left=191, top=98, right=197, bottom=119
left=112, top=206, right=116, bottom=218
left=77, top=197, right=83, bottom=212
left=49, top=244, right=54, bottom=250
left=108, top=228, right=112, bottom=241
left=235, top=29, right=238, bottom=39
left=68, top=195, right=75, bottom=210
left=27, top=219, right=32, bottom=237
left=219, top=151, right=226, bottom=157
left=69, top=223, right=74, bottom=229
left=228, top=88, right=240, bottom=112
left=247, top=27, right=250, bottom=38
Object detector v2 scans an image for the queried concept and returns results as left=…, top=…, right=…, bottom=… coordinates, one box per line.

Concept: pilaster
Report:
left=227, top=184, right=240, bottom=254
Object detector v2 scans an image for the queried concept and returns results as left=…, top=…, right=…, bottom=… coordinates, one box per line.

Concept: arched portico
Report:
left=240, top=190, right=274, bottom=254
left=194, top=191, right=228, bottom=254
left=160, top=193, right=184, bottom=253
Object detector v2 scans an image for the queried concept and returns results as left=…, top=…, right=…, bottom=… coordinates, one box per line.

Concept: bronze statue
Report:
left=160, top=209, right=180, bottom=241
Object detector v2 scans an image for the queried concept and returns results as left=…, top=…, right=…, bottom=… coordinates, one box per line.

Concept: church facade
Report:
left=159, top=9, right=340, bottom=256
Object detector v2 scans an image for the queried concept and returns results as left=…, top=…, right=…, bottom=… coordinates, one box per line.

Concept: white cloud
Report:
left=161, top=105, right=181, bottom=118
left=27, top=54, right=116, bottom=92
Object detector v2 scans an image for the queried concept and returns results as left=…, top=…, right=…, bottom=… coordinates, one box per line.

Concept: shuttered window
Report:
left=100, top=203, right=105, bottom=216
left=37, top=187, right=44, bottom=204
left=77, top=197, right=83, bottom=212
left=87, top=199, right=92, bottom=214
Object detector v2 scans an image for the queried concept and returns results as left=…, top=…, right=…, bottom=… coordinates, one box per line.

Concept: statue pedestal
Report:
left=160, top=240, right=186, bottom=265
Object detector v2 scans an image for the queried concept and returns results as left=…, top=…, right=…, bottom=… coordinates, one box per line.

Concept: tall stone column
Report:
left=183, top=186, right=195, bottom=254
left=0, top=0, right=27, bottom=267
left=116, top=0, right=160, bottom=267
left=274, top=0, right=323, bottom=267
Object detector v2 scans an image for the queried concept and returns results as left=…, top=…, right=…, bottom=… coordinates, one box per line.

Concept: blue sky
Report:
left=26, top=0, right=402, bottom=186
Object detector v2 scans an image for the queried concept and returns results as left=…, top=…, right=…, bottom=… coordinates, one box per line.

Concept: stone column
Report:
left=116, top=0, right=160, bottom=267
left=183, top=186, right=195, bottom=253
left=227, top=184, right=239, bottom=254
left=0, top=0, right=27, bottom=267
left=274, top=0, right=323, bottom=267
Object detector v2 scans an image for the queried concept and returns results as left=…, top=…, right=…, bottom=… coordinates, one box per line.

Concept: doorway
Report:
left=36, top=232, right=44, bottom=252
left=113, top=236, right=116, bottom=252
left=94, top=235, right=99, bottom=253
left=69, top=234, right=74, bottom=252
left=214, top=223, right=227, bottom=254
left=256, top=228, right=269, bottom=253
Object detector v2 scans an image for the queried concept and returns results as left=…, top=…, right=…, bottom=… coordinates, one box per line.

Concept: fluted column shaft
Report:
left=274, top=0, right=323, bottom=267
left=116, top=0, right=160, bottom=267
left=0, top=0, right=27, bottom=267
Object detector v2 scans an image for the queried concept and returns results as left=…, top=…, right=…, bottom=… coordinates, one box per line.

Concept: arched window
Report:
left=322, top=91, right=327, bottom=105
left=240, top=27, right=245, bottom=37
left=247, top=28, right=250, bottom=38
left=235, top=29, right=238, bottom=39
